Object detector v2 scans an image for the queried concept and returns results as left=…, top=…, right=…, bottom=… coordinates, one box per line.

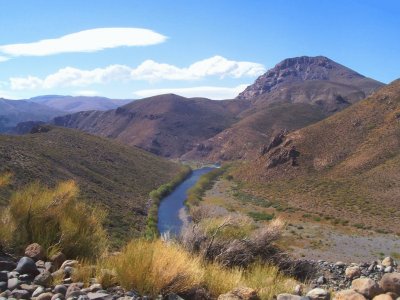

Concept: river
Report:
left=157, top=166, right=216, bottom=236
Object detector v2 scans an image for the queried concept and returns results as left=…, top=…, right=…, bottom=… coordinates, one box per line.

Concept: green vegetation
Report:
left=145, top=165, right=192, bottom=238
left=0, top=126, right=181, bottom=246
left=186, top=165, right=230, bottom=207
left=248, top=211, right=275, bottom=221
left=0, top=177, right=107, bottom=258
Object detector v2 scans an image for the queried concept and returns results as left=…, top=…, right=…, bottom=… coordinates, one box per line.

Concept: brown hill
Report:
left=184, top=57, right=383, bottom=161
left=234, top=79, right=400, bottom=233
left=53, top=94, right=249, bottom=157
left=0, top=126, right=181, bottom=244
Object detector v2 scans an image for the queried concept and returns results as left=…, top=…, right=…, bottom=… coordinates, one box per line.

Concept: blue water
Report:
left=157, top=167, right=215, bottom=236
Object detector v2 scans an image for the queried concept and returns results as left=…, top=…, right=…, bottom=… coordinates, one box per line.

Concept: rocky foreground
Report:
left=1, top=243, right=400, bottom=300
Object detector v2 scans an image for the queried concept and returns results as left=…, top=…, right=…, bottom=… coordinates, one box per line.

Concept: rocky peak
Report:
left=236, top=56, right=365, bottom=100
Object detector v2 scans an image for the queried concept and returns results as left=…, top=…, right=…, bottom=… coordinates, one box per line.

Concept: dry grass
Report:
left=0, top=180, right=108, bottom=258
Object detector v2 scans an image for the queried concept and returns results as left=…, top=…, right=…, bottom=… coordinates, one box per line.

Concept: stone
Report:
left=294, top=284, right=304, bottom=296
left=32, top=286, right=45, bottom=297
left=380, top=273, right=400, bottom=294
left=277, top=294, right=303, bottom=300
left=306, top=288, right=330, bottom=300
left=24, top=243, right=45, bottom=261
left=317, top=276, right=326, bottom=285
left=352, top=278, right=382, bottom=298
left=64, top=266, right=74, bottom=277
left=37, top=292, right=54, bottom=300
left=382, top=258, right=395, bottom=267
left=66, top=283, right=83, bottom=298
left=0, top=273, right=7, bottom=282
left=16, top=257, right=39, bottom=275
left=53, top=285, right=67, bottom=296
left=10, top=289, right=30, bottom=299
left=50, top=252, right=66, bottom=270
left=45, top=262, right=54, bottom=272
left=335, top=262, right=346, bottom=267
left=34, top=270, right=53, bottom=287
left=218, top=287, right=259, bottom=300
left=89, top=284, right=102, bottom=292
left=0, top=261, right=16, bottom=271
left=20, top=283, right=38, bottom=293
left=51, top=293, right=65, bottom=300
left=0, top=282, right=6, bottom=292
left=345, top=266, right=361, bottom=279
left=333, top=290, right=366, bottom=300
left=36, top=260, right=46, bottom=268
left=385, top=267, right=394, bottom=273
left=87, top=292, right=113, bottom=300
left=7, top=277, right=19, bottom=290
left=372, top=295, right=393, bottom=300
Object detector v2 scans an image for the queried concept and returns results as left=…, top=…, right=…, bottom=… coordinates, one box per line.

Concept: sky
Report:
left=0, top=0, right=399, bottom=100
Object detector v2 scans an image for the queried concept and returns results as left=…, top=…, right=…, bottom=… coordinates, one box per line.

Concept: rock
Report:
left=352, top=278, right=382, bottom=298
left=78, top=295, right=90, bottom=300
left=306, top=288, right=330, bottom=300
left=87, top=292, right=113, bottom=300
left=294, top=285, right=304, bottom=296
left=277, top=294, right=303, bottom=300
left=20, top=283, right=38, bottom=293
left=0, top=273, right=7, bottom=282
left=51, top=293, right=65, bottom=300
left=66, top=283, right=83, bottom=298
left=335, top=262, right=346, bottom=268
left=0, top=261, right=16, bottom=271
left=60, top=260, right=79, bottom=270
left=385, top=267, right=394, bottom=273
left=19, top=273, right=34, bottom=281
left=89, top=284, right=102, bottom=292
left=218, top=287, right=259, bottom=300
left=382, top=258, right=395, bottom=267
left=345, top=266, right=361, bottom=279
left=37, top=292, right=54, bottom=300
left=24, top=243, right=45, bottom=261
left=53, top=285, right=67, bottom=296
left=16, top=257, right=39, bottom=275
left=317, top=276, right=326, bottom=285
left=50, top=252, right=66, bottom=270
left=7, top=277, right=19, bottom=290
left=34, top=270, right=53, bottom=287
left=64, top=266, right=74, bottom=277
left=45, top=262, right=54, bottom=272
left=10, top=289, right=31, bottom=299
left=380, top=273, right=400, bottom=294
left=0, top=282, right=6, bottom=292
left=333, top=290, right=366, bottom=300
left=33, top=286, right=46, bottom=297
left=372, top=295, right=393, bottom=300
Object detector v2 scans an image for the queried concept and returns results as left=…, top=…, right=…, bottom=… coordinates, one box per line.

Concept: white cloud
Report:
left=73, top=90, right=99, bottom=96
left=10, top=56, right=265, bottom=90
left=0, top=56, right=9, bottom=62
left=0, top=28, right=167, bottom=57
left=133, top=84, right=249, bottom=100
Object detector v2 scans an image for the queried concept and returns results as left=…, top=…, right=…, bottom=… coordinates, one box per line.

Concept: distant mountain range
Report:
left=50, top=56, right=384, bottom=160
left=0, top=95, right=131, bottom=132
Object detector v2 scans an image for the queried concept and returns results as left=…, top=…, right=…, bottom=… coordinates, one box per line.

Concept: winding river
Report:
left=157, top=166, right=216, bottom=236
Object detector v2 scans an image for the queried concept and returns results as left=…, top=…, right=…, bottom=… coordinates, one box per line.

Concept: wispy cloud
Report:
left=133, top=84, right=249, bottom=100
left=0, top=56, right=9, bottom=62
left=9, top=56, right=265, bottom=90
left=73, top=90, right=99, bottom=97
left=0, top=28, right=167, bottom=57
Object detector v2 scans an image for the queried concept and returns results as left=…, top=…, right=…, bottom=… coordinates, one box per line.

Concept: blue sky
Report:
left=0, top=0, right=399, bottom=100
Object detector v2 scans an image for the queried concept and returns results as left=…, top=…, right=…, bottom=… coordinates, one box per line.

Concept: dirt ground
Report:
left=202, top=179, right=400, bottom=263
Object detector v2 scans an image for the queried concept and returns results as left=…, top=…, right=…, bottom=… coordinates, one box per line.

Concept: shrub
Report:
left=108, top=239, right=203, bottom=296
left=0, top=180, right=108, bottom=259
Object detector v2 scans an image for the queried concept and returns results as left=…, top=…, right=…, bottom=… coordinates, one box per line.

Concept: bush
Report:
left=145, top=166, right=192, bottom=238
left=0, top=180, right=108, bottom=259
left=107, top=239, right=203, bottom=296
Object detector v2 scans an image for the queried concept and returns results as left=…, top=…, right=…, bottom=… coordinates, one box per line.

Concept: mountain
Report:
left=53, top=94, right=249, bottom=157
left=183, top=56, right=384, bottom=161
left=0, top=99, right=63, bottom=132
left=234, top=80, right=400, bottom=234
left=29, top=95, right=131, bottom=112
left=0, top=125, right=182, bottom=244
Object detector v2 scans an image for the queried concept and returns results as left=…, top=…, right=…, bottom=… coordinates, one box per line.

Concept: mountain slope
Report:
left=0, top=99, right=63, bottom=132
left=0, top=126, right=182, bottom=244
left=54, top=94, right=249, bottom=157
left=234, top=80, right=400, bottom=233
left=184, top=56, right=384, bottom=161
left=29, top=95, right=131, bottom=112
